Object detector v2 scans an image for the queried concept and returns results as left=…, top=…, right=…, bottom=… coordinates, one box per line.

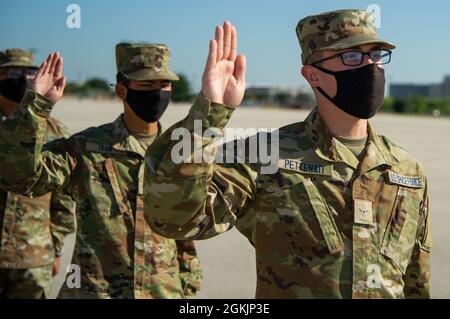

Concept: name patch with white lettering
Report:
left=387, top=171, right=423, bottom=189
left=278, top=159, right=332, bottom=176
left=86, top=142, right=116, bottom=154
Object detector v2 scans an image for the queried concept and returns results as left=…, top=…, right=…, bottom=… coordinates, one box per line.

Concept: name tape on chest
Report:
left=278, top=159, right=332, bottom=176
left=387, top=171, right=423, bottom=189
left=86, top=142, right=116, bottom=154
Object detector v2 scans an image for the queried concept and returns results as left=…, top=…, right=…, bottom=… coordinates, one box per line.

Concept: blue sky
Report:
left=1, top=0, right=450, bottom=91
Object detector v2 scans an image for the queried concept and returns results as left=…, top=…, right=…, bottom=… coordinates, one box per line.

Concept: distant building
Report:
left=390, top=75, right=450, bottom=98
left=439, top=76, right=450, bottom=97
left=243, top=86, right=280, bottom=105
left=243, top=85, right=315, bottom=109
left=389, top=84, right=431, bottom=99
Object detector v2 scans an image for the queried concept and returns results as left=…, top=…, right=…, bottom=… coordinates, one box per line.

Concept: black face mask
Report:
left=313, top=63, right=386, bottom=119
left=0, top=77, right=27, bottom=103
left=125, top=88, right=171, bottom=123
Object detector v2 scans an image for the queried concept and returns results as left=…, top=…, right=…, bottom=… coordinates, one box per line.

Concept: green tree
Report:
left=381, top=96, right=395, bottom=112
left=84, top=78, right=112, bottom=92
left=387, top=95, right=450, bottom=116
left=64, top=78, right=114, bottom=98
left=172, top=73, right=194, bottom=102
left=64, top=82, right=83, bottom=95
left=243, top=89, right=271, bottom=105
left=404, top=95, right=429, bottom=114
left=274, top=92, right=291, bottom=106
left=393, top=98, right=406, bottom=113
left=294, top=92, right=315, bottom=109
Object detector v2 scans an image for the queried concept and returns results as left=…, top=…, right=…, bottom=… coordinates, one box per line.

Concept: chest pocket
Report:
left=103, top=158, right=132, bottom=215
left=87, top=158, right=131, bottom=218
left=381, top=185, right=422, bottom=274
left=271, top=178, right=344, bottom=255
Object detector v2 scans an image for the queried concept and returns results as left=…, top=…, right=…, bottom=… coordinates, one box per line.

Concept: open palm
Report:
left=29, top=52, right=66, bottom=103
left=202, top=21, right=246, bottom=108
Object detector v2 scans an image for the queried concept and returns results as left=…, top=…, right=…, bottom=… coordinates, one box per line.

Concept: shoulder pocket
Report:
left=381, top=186, right=421, bottom=274
left=418, top=196, right=431, bottom=252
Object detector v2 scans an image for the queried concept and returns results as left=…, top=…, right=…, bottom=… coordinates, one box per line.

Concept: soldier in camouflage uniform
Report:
left=0, top=49, right=76, bottom=299
left=142, top=14, right=431, bottom=298
left=0, top=44, right=202, bottom=299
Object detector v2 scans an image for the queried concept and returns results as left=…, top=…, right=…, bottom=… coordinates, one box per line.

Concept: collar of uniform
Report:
left=305, top=107, right=397, bottom=171
left=110, top=115, right=163, bottom=158
left=305, top=107, right=356, bottom=167
left=358, top=122, right=398, bottom=175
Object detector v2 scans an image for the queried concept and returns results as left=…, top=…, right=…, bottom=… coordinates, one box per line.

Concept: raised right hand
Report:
left=201, top=21, right=246, bottom=108
left=29, top=52, right=66, bottom=103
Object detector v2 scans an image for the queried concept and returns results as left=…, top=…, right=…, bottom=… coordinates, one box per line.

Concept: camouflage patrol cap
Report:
left=116, top=43, right=179, bottom=81
left=0, top=48, right=39, bottom=69
left=296, top=9, right=396, bottom=64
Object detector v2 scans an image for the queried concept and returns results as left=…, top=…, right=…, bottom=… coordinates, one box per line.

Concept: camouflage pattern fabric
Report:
left=0, top=266, right=52, bottom=298
left=0, top=48, right=39, bottom=69
left=143, top=93, right=431, bottom=299
left=116, top=43, right=179, bottom=81
left=176, top=240, right=203, bottom=299
left=0, top=107, right=75, bottom=299
left=0, top=89, right=202, bottom=299
left=296, top=9, right=395, bottom=64
left=0, top=114, right=75, bottom=269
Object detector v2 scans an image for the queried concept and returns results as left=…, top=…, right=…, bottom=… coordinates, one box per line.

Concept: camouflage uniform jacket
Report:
left=0, top=90, right=202, bottom=299
left=0, top=108, right=75, bottom=269
left=143, top=94, right=431, bottom=299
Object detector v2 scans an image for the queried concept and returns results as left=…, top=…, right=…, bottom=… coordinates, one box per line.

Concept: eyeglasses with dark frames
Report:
left=5, top=68, right=38, bottom=80
left=312, top=49, right=392, bottom=67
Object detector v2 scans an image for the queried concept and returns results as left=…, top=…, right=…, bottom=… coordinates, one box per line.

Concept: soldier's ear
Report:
left=301, top=65, right=320, bottom=88
left=115, top=83, right=127, bottom=100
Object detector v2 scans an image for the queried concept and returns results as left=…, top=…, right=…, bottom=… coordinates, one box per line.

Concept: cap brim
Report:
left=123, top=68, right=179, bottom=81
left=0, top=62, right=39, bottom=69
left=318, top=33, right=396, bottom=52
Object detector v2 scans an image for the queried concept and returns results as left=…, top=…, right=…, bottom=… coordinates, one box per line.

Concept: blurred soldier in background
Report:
left=0, top=48, right=76, bottom=299
left=0, top=45, right=202, bottom=299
